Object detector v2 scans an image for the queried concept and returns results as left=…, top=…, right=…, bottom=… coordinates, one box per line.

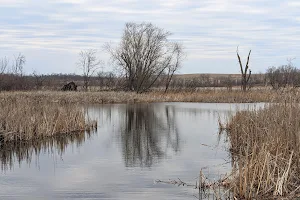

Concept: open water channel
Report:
left=0, top=102, right=262, bottom=200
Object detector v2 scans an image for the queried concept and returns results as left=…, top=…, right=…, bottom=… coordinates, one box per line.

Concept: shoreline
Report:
left=0, top=89, right=280, bottom=104
left=1, top=90, right=299, bottom=198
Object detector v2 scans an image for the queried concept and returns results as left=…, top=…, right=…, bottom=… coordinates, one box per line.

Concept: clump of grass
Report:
left=0, top=96, right=96, bottom=142
left=225, top=100, right=300, bottom=199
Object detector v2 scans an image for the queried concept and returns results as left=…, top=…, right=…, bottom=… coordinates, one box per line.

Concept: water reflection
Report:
left=0, top=103, right=251, bottom=172
left=0, top=103, right=254, bottom=200
left=0, top=131, right=93, bottom=171
left=118, top=104, right=181, bottom=167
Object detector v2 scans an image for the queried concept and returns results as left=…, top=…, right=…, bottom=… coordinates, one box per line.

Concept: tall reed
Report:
left=0, top=96, right=96, bottom=142
left=226, top=98, right=300, bottom=199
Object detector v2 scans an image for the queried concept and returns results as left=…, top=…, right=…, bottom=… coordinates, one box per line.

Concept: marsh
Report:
left=0, top=102, right=260, bottom=200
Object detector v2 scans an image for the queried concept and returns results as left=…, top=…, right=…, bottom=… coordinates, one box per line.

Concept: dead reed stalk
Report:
left=225, top=97, right=300, bottom=199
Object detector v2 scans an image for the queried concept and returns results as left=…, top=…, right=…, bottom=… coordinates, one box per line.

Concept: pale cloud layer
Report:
left=0, top=0, right=300, bottom=74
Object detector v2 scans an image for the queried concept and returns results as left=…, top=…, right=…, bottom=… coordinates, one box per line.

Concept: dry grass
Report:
left=225, top=96, right=300, bottom=199
left=0, top=95, right=96, bottom=142
left=0, top=89, right=282, bottom=105
left=0, top=88, right=280, bottom=143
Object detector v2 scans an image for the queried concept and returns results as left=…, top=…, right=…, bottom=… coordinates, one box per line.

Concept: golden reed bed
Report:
left=0, top=89, right=283, bottom=105
left=0, top=95, right=96, bottom=142
left=225, top=97, right=300, bottom=199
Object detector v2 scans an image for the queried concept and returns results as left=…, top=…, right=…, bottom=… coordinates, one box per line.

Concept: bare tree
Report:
left=224, top=75, right=234, bottom=91
left=237, top=47, right=251, bottom=92
left=9, top=53, right=26, bottom=90
left=32, top=70, right=46, bottom=90
left=107, top=22, right=184, bottom=93
left=77, top=49, right=102, bottom=91
left=164, top=43, right=185, bottom=93
left=0, top=57, right=9, bottom=74
left=266, top=59, right=300, bottom=89
left=12, top=53, right=26, bottom=76
left=0, top=57, right=9, bottom=91
left=97, top=71, right=116, bottom=90
left=266, top=66, right=281, bottom=89
left=199, top=74, right=210, bottom=87
left=97, top=71, right=105, bottom=89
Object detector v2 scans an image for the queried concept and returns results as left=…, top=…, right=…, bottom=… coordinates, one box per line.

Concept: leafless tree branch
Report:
left=77, top=49, right=103, bottom=91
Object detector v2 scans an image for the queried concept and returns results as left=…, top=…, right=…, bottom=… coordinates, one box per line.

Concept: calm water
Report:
left=0, top=103, right=262, bottom=200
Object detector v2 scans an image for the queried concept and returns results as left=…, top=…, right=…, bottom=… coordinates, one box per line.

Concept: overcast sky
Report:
left=0, top=0, right=300, bottom=75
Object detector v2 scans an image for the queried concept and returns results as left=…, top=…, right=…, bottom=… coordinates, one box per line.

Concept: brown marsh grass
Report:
left=0, top=95, right=96, bottom=142
left=0, top=89, right=280, bottom=105
left=0, top=88, right=277, bottom=143
left=225, top=98, right=300, bottom=199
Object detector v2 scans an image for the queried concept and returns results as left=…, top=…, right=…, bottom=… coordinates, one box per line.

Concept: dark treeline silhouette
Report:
left=0, top=71, right=269, bottom=92
left=0, top=73, right=119, bottom=91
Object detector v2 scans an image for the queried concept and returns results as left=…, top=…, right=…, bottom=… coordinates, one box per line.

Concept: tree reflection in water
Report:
left=0, top=104, right=183, bottom=171
left=0, top=131, right=94, bottom=171
left=118, top=104, right=181, bottom=168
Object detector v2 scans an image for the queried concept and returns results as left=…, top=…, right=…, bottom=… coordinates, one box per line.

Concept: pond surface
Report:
left=0, top=103, right=262, bottom=200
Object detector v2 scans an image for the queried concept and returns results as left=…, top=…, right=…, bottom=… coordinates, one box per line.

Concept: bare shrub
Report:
left=77, top=49, right=103, bottom=91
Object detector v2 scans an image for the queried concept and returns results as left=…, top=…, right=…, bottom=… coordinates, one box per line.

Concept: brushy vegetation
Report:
left=0, top=95, right=96, bottom=142
left=225, top=98, right=300, bottom=199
